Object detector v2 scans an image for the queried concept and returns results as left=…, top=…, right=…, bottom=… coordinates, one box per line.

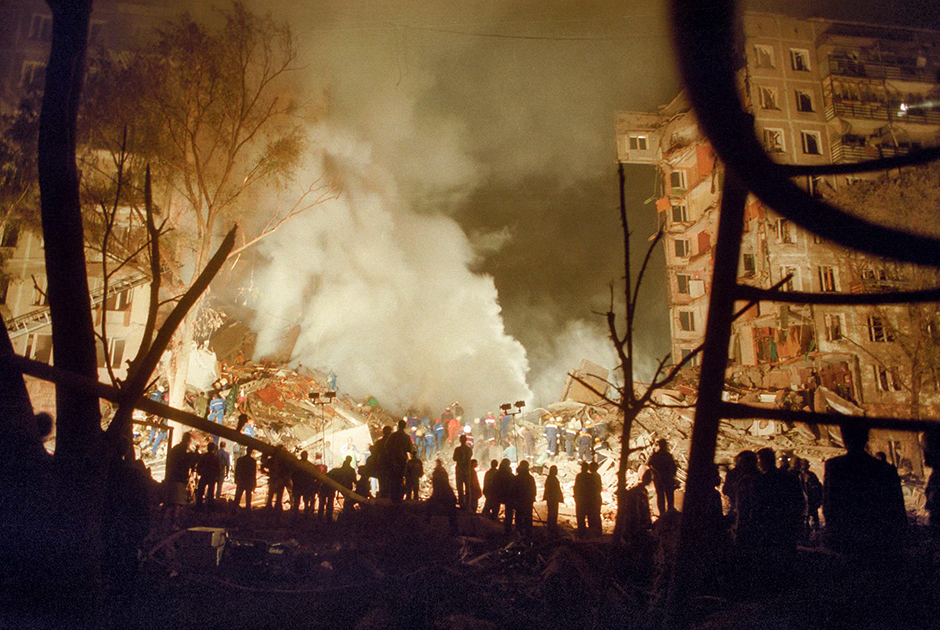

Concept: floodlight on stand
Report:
left=500, top=403, right=512, bottom=412
left=325, top=391, right=336, bottom=400
left=514, top=401, right=525, bottom=409
left=309, top=392, right=320, bottom=400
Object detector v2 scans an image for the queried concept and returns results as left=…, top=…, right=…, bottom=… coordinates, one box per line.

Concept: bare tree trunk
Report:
left=166, top=312, right=195, bottom=446
left=38, top=0, right=107, bottom=621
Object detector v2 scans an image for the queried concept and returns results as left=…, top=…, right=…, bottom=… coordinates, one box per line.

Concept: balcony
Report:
left=824, top=99, right=940, bottom=125
left=825, top=56, right=935, bottom=84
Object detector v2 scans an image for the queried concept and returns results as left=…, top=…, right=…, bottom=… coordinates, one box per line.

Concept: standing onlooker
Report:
left=468, top=459, right=483, bottom=513
left=481, top=459, right=500, bottom=519
left=453, top=434, right=473, bottom=509
left=163, top=432, right=197, bottom=525
left=291, top=451, right=316, bottom=518
left=195, top=442, right=222, bottom=509
left=574, top=461, right=592, bottom=537
left=648, top=439, right=678, bottom=516
left=588, top=461, right=603, bottom=535
left=513, top=461, right=537, bottom=535
left=216, top=441, right=231, bottom=499
left=234, top=448, right=257, bottom=512
left=405, top=451, right=424, bottom=501
left=543, top=465, right=564, bottom=532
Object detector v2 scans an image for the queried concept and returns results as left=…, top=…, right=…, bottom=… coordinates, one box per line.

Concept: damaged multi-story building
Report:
left=617, top=11, right=940, bottom=480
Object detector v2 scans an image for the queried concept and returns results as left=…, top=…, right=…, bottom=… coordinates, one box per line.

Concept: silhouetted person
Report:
left=798, top=458, right=822, bottom=533
left=619, top=469, right=653, bottom=546
left=234, top=448, right=257, bottom=511
left=163, top=432, right=197, bottom=525
left=753, top=447, right=804, bottom=552
left=385, top=419, right=415, bottom=502
left=469, top=459, right=482, bottom=512
left=574, top=461, right=592, bottom=536
left=725, top=450, right=759, bottom=543
left=925, top=428, right=940, bottom=532
left=823, top=423, right=907, bottom=553
left=481, top=459, right=499, bottom=519
left=427, top=459, right=459, bottom=533
left=405, top=451, right=423, bottom=501
left=453, top=434, right=473, bottom=509
left=513, top=460, right=537, bottom=535
left=262, top=446, right=292, bottom=512
left=648, top=439, right=678, bottom=516
left=494, top=458, right=514, bottom=531
left=588, top=461, right=603, bottom=535
left=195, top=441, right=221, bottom=509
left=216, top=441, right=231, bottom=499
left=543, top=465, right=563, bottom=532
left=291, top=451, right=316, bottom=518
left=371, top=425, right=393, bottom=498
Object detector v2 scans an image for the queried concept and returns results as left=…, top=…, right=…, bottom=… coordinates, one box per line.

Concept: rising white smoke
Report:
left=252, top=125, right=532, bottom=415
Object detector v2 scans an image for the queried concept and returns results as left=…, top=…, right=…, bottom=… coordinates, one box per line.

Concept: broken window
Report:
left=763, top=128, right=785, bottom=153
left=28, top=14, right=53, bottom=41
left=629, top=135, right=648, bottom=151
left=0, top=277, right=9, bottom=304
left=780, top=265, right=799, bottom=292
left=96, top=337, right=126, bottom=370
left=775, top=218, right=796, bottom=244
left=105, top=288, right=132, bottom=311
left=818, top=265, right=837, bottom=292
left=25, top=333, right=53, bottom=363
left=758, top=86, right=779, bottom=110
left=790, top=49, right=810, bottom=71
left=0, top=223, right=19, bottom=248
left=20, top=60, right=47, bottom=89
left=867, top=315, right=895, bottom=342
left=678, top=311, right=696, bottom=332
left=669, top=170, right=687, bottom=190
left=672, top=203, right=689, bottom=223
left=824, top=313, right=844, bottom=341
left=754, top=44, right=775, bottom=68
left=674, top=238, right=690, bottom=258
left=742, top=253, right=756, bottom=275
left=873, top=365, right=902, bottom=392
left=795, top=89, right=815, bottom=112
left=677, top=274, right=691, bottom=294
left=801, top=131, right=822, bottom=155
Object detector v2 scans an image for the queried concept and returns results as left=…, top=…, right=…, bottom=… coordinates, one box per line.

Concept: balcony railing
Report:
left=826, top=56, right=936, bottom=83
left=824, top=99, right=940, bottom=125
left=831, top=140, right=914, bottom=163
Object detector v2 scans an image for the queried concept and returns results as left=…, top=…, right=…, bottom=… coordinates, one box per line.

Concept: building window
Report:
left=0, top=277, right=9, bottom=304
left=32, top=275, right=48, bottom=306
left=795, top=89, right=815, bottom=112
left=89, top=20, right=106, bottom=45
left=818, top=265, right=837, bottom=292
left=775, top=218, right=796, bottom=244
left=758, top=86, right=779, bottom=110
left=0, top=223, right=19, bottom=248
left=674, top=239, right=690, bottom=258
left=780, top=266, right=799, bottom=292
left=25, top=333, right=53, bottom=363
left=671, top=203, right=689, bottom=223
left=754, top=44, right=775, bottom=68
left=20, top=61, right=47, bottom=89
left=790, top=49, right=810, bottom=71
left=763, top=128, right=785, bottom=153
left=801, top=131, right=822, bottom=155
left=105, top=288, right=132, bottom=311
left=678, top=311, right=696, bottom=332
left=873, top=365, right=902, bottom=392
left=867, top=315, right=894, bottom=343
left=28, top=14, right=53, bottom=42
left=824, top=313, right=844, bottom=341
left=96, top=337, right=126, bottom=369
left=629, top=135, right=648, bottom=151
left=813, top=234, right=824, bottom=244
left=669, top=170, right=687, bottom=191
left=677, top=274, right=691, bottom=294
left=742, top=253, right=756, bottom=275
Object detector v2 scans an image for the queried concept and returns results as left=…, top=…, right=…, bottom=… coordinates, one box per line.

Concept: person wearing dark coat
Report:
left=290, top=451, right=316, bottom=518
left=543, top=465, right=564, bottom=531
left=234, top=448, right=257, bottom=511
left=588, top=461, right=603, bottom=535
left=577, top=429, right=593, bottom=462
left=512, top=461, right=537, bottom=535
left=823, top=423, right=907, bottom=554
left=384, top=420, right=415, bottom=502
left=405, top=451, right=424, bottom=501
left=469, top=459, right=483, bottom=512
left=752, top=447, right=804, bottom=552
left=647, top=439, right=678, bottom=516
left=481, top=459, right=500, bottom=519
left=195, top=442, right=222, bottom=509
left=427, top=460, right=459, bottom=533
left=453, top=434, right=473, bottom=509
left=493, top=458, right=515, bottom=532
left=574, top=462, right=592, bottom=536
left=371, top=425, right=393, bottom=498
left=216, top=441, right=231, bottom=499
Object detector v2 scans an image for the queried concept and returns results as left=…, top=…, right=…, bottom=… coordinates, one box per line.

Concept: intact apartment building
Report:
left=0, top=0, right=171, bottom=402
left=617, top=12, right=940, bottom=474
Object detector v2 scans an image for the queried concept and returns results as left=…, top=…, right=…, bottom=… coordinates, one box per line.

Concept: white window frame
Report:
left=795, top=89, right=815, bottom=112
left=776, top=218, right=797, bottom=244
left=674, top=238, right=690, bottom=258
left=96, top=337, right=127, bottom=369
left=671, top=203, right=689, bottom=223
left=676, top=274, right=691, bottom=295
left=779, top=266, right=799, bottom=292
left=669, top=170, right=687, bottom=191
left=629, top=135, right=648, bottom=151
left=25, top=332, right=53, bottom=363
left=763, top=128, right=785, bottom=153
left=873, top=365, right=902, bottom=392
left=801, top=130, right=822, bottom=155
left=758, top=86, right=779, bottom=110
left=678, top=311, right=696, bottom=332
left=818, top=265, right=838, bottom=292
left=742, top=253, right=757, bottom=275
left=824, top=313, right=844, bottom=341
left=790, top=48, right=811, bottom=72
left=28, top=13, right=53, bottom=41
left=754, top=44, right=776, bottom=69
left=867, top=315, right=894, bottom=343
left=20, top=60, right=47, bottom=88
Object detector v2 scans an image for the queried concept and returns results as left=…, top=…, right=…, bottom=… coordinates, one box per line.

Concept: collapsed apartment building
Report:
left=616, top=11, right=940, bottom=501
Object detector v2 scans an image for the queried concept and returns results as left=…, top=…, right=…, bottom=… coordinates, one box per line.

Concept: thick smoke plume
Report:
left=252, top=126, right=532, bottom=415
